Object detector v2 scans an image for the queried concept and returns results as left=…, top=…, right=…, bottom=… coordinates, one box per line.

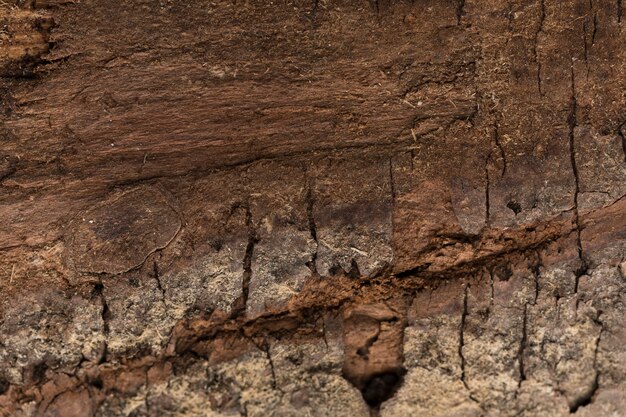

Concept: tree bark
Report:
left=0, top=1, right=625, bottom=416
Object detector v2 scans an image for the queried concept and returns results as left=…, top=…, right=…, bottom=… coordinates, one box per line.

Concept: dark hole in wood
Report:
left=0, top=377, right=9, bottom=395
left=360, top=368, right=406, bottom=408
left=507, top=200, right=522, bottom=215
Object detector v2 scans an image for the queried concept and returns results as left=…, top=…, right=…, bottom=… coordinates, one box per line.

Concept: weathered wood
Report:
left=0, top=0, right=625, bottom=416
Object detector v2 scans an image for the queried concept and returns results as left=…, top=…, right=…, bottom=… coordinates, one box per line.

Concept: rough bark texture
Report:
left=1, top=0, right=625, bottom=416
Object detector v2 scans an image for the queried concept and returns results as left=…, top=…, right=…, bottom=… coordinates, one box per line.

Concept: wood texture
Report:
left=0, top=1, right=625, bottom=416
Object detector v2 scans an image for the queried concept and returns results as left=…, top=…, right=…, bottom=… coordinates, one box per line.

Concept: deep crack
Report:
left=618, top=120, right=626, bottom=163
left=92, top=282, right=111, bottom=364
left=152, top=259, right=166, bottom=301
left=459, top=284, right=470, bottom=391
left=306, top=177, right=319, bottom=275
left=568, top=62, right=586, bottom=295
left=237, top=202, right=257, bottom=315
left=517, top=304, right=528, bottom=390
